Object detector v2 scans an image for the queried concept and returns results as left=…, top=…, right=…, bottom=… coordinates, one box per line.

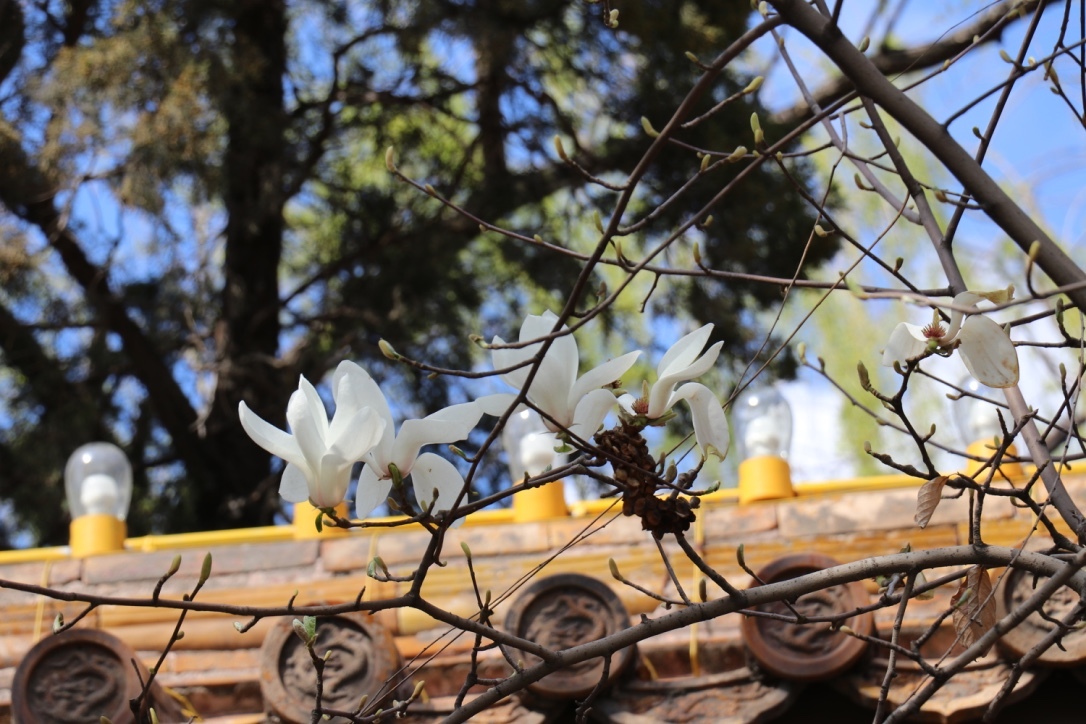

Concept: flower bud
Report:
left=553, top=135, right=568, bottom=161
left=750, top=112, right=764, bottom=146
left=742, top=76, right=764, bottom=94
left=199, top=552, right=212, bottom=585
left=292, top=618, right=309, bottom=643
left=378, top=339, right=400, bottom=360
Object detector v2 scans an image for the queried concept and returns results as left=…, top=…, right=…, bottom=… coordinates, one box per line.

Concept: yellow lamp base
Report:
left=965, top=441, right=1022, bottom=480
left=69, top=514, right=127, bottom=558
left=293, top=501, right=351, bottom=539
left=514, top=479, right=568, bottom=522
left=738, top=456, right=794, bottom=505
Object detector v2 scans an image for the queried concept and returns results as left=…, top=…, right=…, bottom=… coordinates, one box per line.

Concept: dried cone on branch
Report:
left=595, top=424, right=699, bottom=539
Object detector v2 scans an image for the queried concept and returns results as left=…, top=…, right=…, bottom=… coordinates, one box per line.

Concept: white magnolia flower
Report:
left=491, top=311, right=641, bottom=440
left=332, top=361, right=499, bottom=521
left=881, top=287, right=1019, bottom=388
left=618, top=323, right=730, bottom=459
left=239, top=371, right=386, bottom=509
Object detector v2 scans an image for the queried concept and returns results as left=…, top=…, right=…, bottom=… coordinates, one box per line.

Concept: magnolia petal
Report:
left=647, top=341, right=723, bottom=419
left=354, top=464, right=393, bottom=519
left=491, top=334, right=532, bottom=391
left=657, top=324, right=714, bottom=377
left=300, top=376, right=331, bottom=439
left=494, top=312, right=578, bottom=423
left=279, top=463, right=312, bottom=504
left=333, top=361, right=395, bottom=466
left=958, top=316, right=1019, bottom=388
left=943, top=292, right=984, bottom=341
left=971, top=285, right=1014, bottom=305
left=475, top=392, right=519, bottom=417
left=881, top=322, right=930, bottom=367
left=312, top=453, right=353, bottom=509
left=327, top=407, right=386, bottom=466
left=411, top=452, right=465, bottom=522
left=287, top=383, right=328, bottom=469
left=943, top=288, right=1014, bottom=344
left=238, top=401, right=308, bottom=471
left=391, top=401, right=484, bottom=474
left=567, top=387, right=620, bottom=440
left=569, top=350, right=641, bottom=408
left=668, top=383, right=730, bottom=460
left=524, top=314, right=579, bottom=424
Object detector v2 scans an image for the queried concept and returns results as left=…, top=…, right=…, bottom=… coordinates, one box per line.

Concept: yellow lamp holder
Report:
left=738, top=455, right=795, bottom=505
left=964, top=441, right=1023, bottom=480
left=514, top=478, right=569, bottom=522
left=69, top=514, right=127, bottom=558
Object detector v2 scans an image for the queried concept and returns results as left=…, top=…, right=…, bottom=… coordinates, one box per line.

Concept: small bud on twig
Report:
left=750, top=112, right=764, bottom=146
left=553, top=135, right=568, bottom=161
left=379, top=339, right=401, bottom=361
left=199, top=552, right=212, bottom=585
left=742, top=76, right=764, bottom=94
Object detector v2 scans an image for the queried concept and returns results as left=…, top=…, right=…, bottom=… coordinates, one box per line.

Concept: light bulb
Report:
left=80, top=473, right=120, bottom=516
left=743, top=416, right=782, bottom=458
left=734, top=385, right=793, bottom=461
left=65, top=442, right=133, bottom=520
left=520, top=432, right=557, bottom=476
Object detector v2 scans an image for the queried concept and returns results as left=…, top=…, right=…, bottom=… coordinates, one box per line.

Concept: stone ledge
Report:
left=82, top=540, right=320, bottom=585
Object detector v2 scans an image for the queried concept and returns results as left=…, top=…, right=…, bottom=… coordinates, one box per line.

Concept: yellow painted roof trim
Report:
left=0, top=472, right=954, bottom=565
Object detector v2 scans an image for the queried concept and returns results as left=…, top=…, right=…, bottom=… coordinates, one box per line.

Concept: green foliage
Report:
left=0, top=0, right=837, bottom=546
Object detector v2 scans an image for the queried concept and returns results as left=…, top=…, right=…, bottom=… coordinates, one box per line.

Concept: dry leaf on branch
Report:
left=950, top=565, right=996, bottom=652
left=915, top=475, right=949, bottom=528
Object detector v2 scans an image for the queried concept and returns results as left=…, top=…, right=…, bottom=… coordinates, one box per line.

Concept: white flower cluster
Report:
left=239, top=311, right=731, bottom=522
